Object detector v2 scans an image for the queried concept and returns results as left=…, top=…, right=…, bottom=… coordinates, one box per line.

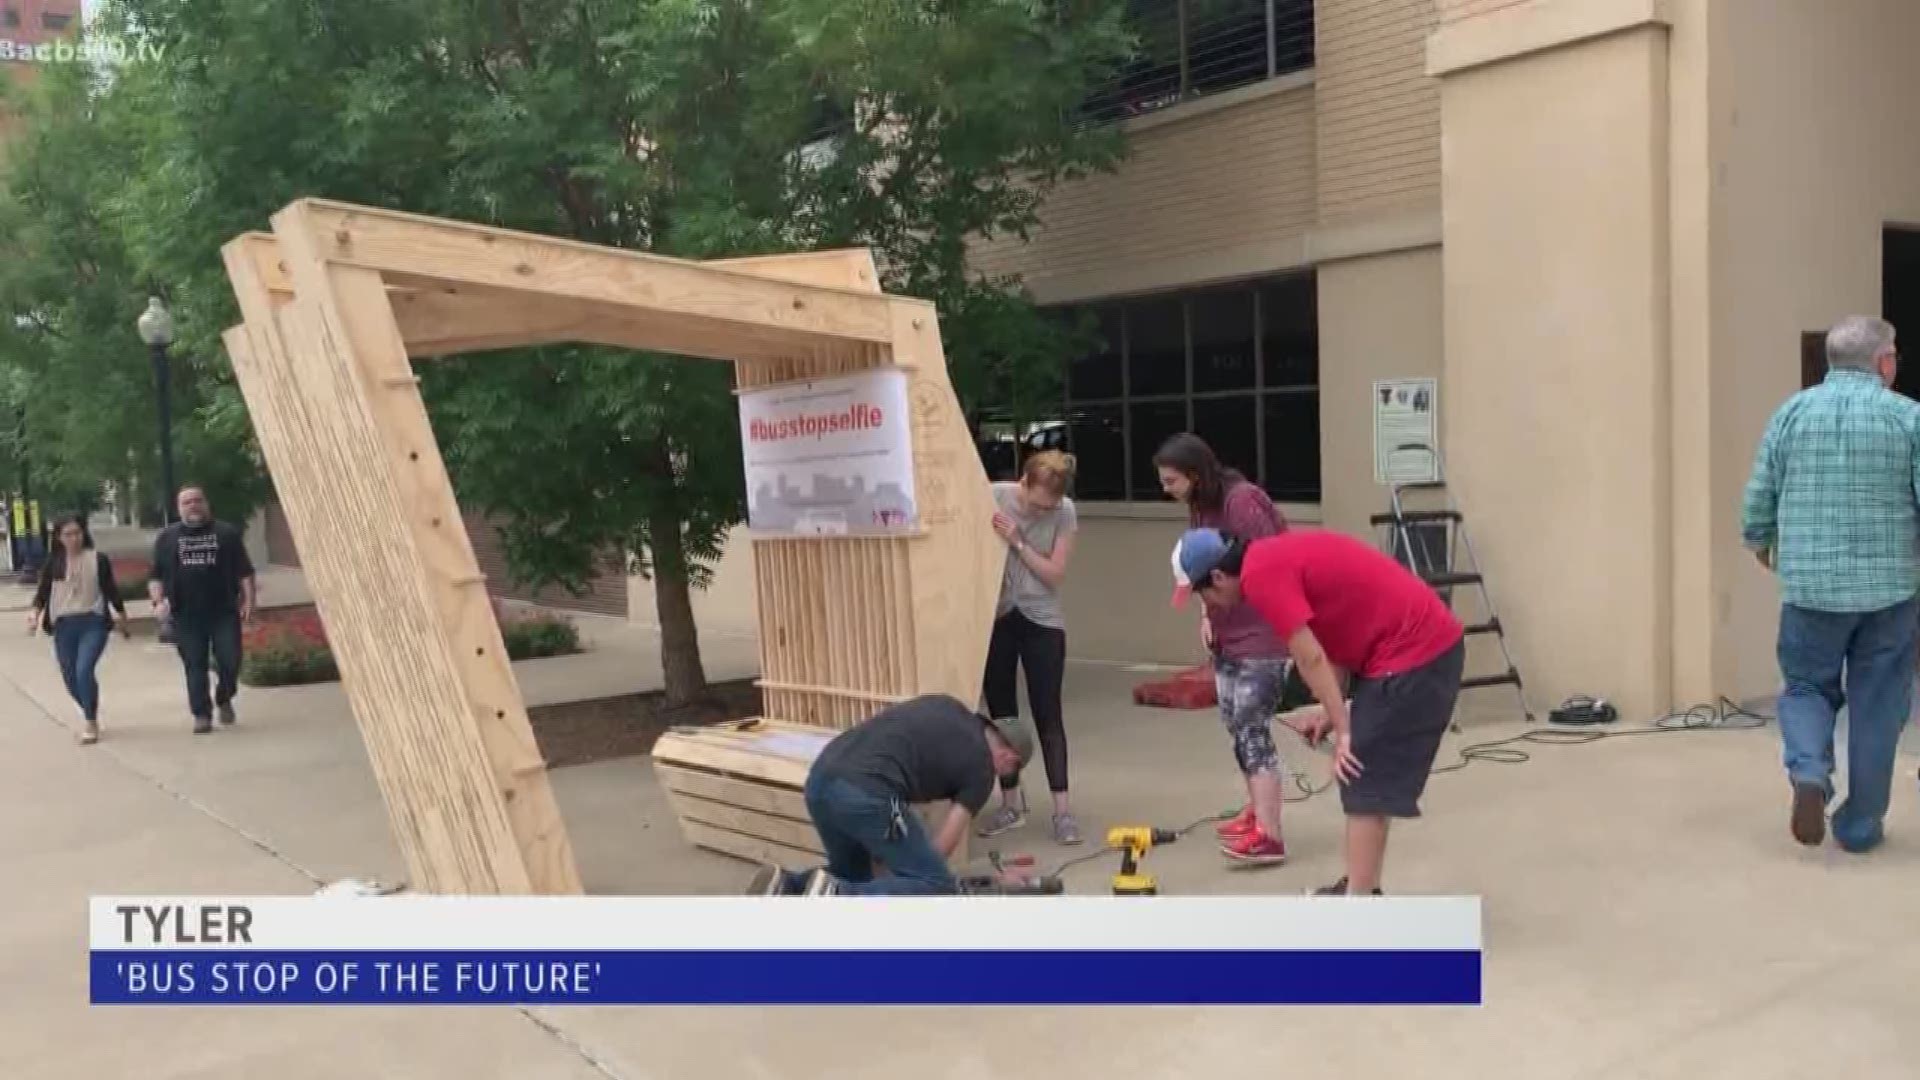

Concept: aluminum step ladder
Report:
left=1369, top=443, right=1535, bottom=725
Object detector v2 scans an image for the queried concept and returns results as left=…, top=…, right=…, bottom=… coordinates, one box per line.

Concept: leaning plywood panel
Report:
left=889, top=298, right=1003, bottom=710
left=222, top=224, right=581, bottom=896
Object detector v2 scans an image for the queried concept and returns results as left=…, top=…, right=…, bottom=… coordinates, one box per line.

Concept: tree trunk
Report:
left=646, top=472, right=708, bottom=708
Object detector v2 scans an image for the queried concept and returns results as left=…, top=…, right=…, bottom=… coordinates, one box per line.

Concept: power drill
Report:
left=1106, top=826, right=1179, bottom=896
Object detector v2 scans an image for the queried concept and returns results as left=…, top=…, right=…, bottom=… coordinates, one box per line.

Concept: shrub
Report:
left=238, top=604, right=582, bottom=687
left=501, top=610, right=582, bottom=660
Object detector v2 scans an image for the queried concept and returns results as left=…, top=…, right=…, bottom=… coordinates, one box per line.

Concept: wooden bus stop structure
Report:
left=219, top=199, right=1001, bottom=895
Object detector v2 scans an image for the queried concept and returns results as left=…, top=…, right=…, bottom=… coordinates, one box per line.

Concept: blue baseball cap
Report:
left=1169, top=528, right=1231, bottom=607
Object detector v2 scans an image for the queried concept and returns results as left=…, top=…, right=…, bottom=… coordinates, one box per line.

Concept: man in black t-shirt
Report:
left=751, top=695, right=1036, bottom=896
left=149, top=486, right=257, bottom=735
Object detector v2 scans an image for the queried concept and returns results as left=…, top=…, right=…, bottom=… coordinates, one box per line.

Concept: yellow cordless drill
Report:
left=1106, top=826, right=1179, bottom=896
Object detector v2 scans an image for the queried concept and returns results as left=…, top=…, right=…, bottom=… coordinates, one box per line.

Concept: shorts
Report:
left=1339, top=640, right=1466, bottom=818
left=1214, top=654, right=1291, bottom=777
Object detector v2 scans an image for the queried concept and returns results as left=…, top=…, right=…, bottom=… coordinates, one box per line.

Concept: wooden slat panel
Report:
left=668, top=792, right=825, bottom=852
left=680, top=819, right=823, bottom=868
left=655, top=764, right=810, bottom=821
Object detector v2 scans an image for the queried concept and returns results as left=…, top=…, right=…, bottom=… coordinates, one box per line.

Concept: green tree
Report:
left=7, top=0, right=1132, bottom=704
left=0, top=58, right=266, bottom=527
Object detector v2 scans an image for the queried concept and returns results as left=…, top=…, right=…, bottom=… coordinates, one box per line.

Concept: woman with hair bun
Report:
left=976, top=449, right=1083, bottom=845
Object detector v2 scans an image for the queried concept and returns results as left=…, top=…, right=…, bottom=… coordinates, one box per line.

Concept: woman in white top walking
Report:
left=977, top=451, right=1082, bottom=844
left=27, top=514, right=130, bottom=744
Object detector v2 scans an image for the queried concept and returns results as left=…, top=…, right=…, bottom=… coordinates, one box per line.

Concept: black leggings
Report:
left=983, top=609, right=1069, bottom=794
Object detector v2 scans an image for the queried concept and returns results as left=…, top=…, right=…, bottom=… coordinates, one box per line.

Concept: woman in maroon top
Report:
left=1153, top=433, right=1291, bottom=865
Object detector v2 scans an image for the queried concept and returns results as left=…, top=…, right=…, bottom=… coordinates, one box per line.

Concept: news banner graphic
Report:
left=92, top=896, right=1483, bottom=1006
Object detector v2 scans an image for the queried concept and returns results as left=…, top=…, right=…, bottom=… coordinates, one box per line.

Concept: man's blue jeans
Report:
left=1777, top=595, right=1919, bottom=852
left=801, top=772, right=957, bottom=895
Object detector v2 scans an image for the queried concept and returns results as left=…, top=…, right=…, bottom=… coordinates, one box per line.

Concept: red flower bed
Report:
left=110, top=557, right=152, bottom=600
left=240, top=601, right=582, bottom=687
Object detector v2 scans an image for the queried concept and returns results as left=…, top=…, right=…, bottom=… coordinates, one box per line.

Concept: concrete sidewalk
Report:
left=3, top=578, right=1920, bottom=1077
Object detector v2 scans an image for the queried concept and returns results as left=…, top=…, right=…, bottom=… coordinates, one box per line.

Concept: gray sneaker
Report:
left=1052, top=813, right=1084, bottom=846
left=217, top=702, right=237, bottom=726
left=976, top=803, right=1027, bottom=838
left=192, top=716, right=213, bottom=735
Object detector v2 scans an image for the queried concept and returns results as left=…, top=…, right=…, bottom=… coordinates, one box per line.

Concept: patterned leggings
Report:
left=1213, top=655, right=1291, bottom=777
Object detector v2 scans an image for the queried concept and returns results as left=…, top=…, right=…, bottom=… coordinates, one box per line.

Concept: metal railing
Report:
left=1081, top=0, right=1314, bottom=126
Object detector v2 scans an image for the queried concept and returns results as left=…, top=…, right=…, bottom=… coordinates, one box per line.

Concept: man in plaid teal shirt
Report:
left=1742, top=315, right=1920, bottom=854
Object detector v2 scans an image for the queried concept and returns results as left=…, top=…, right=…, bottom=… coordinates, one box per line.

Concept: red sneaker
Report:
left=1221, top=828, right=1287, bottom=865
left=1215, top=805, right=1256, bottom=839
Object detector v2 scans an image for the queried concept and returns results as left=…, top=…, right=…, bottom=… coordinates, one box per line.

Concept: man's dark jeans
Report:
left=174, top=608, right=242, bottom=721
left=1777, top=595, right=1918, bottom=852
left=801, top=772, right=957, bottom=895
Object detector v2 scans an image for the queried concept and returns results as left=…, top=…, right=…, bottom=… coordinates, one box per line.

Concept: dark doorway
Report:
left=1882, top=226, right=1920, bottom=399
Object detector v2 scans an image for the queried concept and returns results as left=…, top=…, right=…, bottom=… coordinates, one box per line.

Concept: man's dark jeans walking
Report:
left=1776, top=595, right=1918, bottom=852
left=175, top=610, right=242, bottom=730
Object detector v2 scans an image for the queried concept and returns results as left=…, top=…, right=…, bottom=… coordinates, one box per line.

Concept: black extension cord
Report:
left=1027, top=696, right=1772, bottom=882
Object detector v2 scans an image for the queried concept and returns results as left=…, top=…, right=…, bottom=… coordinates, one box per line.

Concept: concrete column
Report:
left=1427, top=0, right=1682, bottom=721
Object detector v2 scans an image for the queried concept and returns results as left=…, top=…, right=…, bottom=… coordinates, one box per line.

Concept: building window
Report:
left=42, top=12, right=72, bottom=31
left=1081, top=0, right=1315, bottom=125
left=1048, top=271, right=1319, bottom=503
left=1, top=9, right=19, bottom=29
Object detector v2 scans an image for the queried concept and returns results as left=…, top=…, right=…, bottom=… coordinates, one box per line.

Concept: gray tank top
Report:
left=992, top=481, right=1076, bottom=630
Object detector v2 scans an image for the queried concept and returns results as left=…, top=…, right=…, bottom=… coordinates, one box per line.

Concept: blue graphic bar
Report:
left=91, top=949, right=1481, bottom=1006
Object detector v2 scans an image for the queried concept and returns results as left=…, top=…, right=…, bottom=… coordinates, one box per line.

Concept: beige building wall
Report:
left=969, top=78, right=1317, bottom=304
left=1431, top=9, right=1678, bottom=721
left=1315, top=0, right=1440, bottom=226
left=1315, top=246, right=1443, bottom=539
left=1711, top=0, right=1920, bottom=700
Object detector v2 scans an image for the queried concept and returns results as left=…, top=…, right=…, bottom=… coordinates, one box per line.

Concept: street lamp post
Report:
left=137, top=297, right=177, bottom=644
left=136, top=296, right=177, bottom=525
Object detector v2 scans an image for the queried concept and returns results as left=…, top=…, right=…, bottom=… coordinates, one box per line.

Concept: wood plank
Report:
left=654, top=764, right=810, bottom=821
left=680, top=819, right=822, bottom=870
left=890, top=297, right=1001, bottom=710
left=651, top=731, right=814, bottom=787
left=667, top=792, right=825, bottom=853
left=706, top=249, right=882, bottom=293
left=273, top=200, right=897, bottom=357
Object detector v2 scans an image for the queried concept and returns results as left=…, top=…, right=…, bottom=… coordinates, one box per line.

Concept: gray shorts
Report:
left=1340, top=640, right=1466, bottom=818
left=1213, top=655, right=1291, bottom=777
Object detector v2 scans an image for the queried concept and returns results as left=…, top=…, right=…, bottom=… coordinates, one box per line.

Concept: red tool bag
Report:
left=1131, top=663, right=1218, bottom=709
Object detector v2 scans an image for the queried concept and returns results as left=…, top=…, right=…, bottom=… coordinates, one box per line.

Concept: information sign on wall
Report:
left=1372, top=377, right=1439, bottom=485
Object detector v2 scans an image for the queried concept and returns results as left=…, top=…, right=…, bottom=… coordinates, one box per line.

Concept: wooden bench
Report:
left=652, top=718, right=969, bottom=873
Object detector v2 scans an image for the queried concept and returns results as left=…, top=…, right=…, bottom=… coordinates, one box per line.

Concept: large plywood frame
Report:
left=221, top=199, right=1002, bottom=892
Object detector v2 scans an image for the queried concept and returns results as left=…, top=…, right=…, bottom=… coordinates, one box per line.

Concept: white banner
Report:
left=738, top=369, right=917, bottom=535
left=91, top=896, right=1483, bottom=952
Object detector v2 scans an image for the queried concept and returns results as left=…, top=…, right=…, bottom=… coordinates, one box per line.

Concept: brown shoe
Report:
left=1790, top=782, right=1827, bottom=846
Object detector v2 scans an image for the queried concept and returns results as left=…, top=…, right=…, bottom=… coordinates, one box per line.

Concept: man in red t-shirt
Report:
left=1173, top=526, right=1465, bottom=896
